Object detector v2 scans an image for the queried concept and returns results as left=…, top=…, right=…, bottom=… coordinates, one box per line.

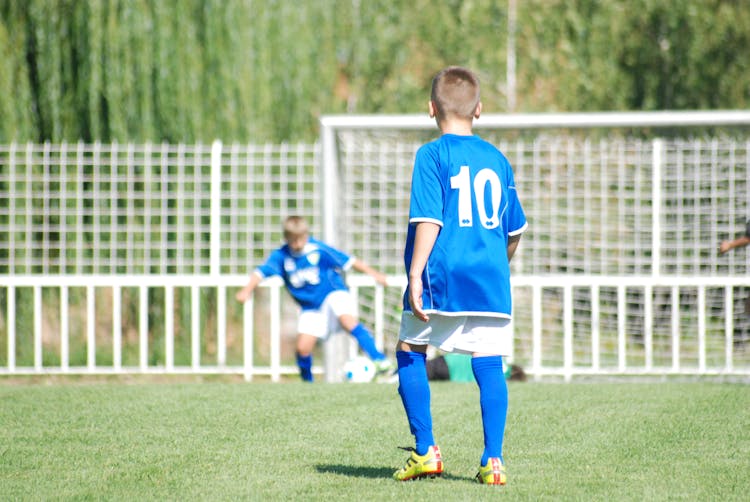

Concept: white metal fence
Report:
left=2, top=274, right=748, bottom=381
left=2, top=111, right=750, bottom=380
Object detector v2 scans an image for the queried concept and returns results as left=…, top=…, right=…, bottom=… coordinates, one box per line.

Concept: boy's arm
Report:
left=235, top=271, right=263, bottom=303
left=351, top=259, right=388, bottom=286
left=507, top=234, right=522, bottom=261
left=719, top=235, right=750, bottom=255
left=408, top=222, right=441, bottom=322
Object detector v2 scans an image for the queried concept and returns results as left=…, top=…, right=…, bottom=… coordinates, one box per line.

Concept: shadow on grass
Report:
left=315, top=464, right=473, bottom=482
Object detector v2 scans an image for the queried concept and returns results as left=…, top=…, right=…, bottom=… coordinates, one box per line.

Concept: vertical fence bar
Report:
left=9, top=143, right=16, bottom=274
left=139, top=285, right=148, bottom=371
left=617, top=285, right=626, bottom=372
left=191, top=285, right=200, bottom=370
left=563, top=284, right=573, bottom=382
left=698, top=286, right=706, bottom=373
left=210, top=140, right=222, bottom=277
left=644, top=285, right=653, bottom=371
left=321, top=121, right=342, bottom=382
left=671, top=286, right=680, bottom=372
left=60, top=143, right=68, bottom=272
left=160, top=144, right=169, bottom=273
left=87, top=285, right=95, bottom=370
left=113, top=286, right=122, bottom=372
left=651, top=139, right=662, bottom=276
left=34, top=285, right=42, bottom=371
left=375, top=284, right=385, bottom=351
left=25, top=144, right=32, bottom=273
left=7, top=286, right=15, bottom=370
left=144, top=143, right=153, bottom=273
left=109, top=143, right=117, bottom=273
left=591, top=285, right=600, bottom=371
left=165, top=286, right=174, bottom=371
left=61, top=286, right=69, bottom=371
left=243, top=298, right=254, bottom=381
left=532, top=283, right=542, bottom=379
left=76, top=142, right=84, bottom=273
left=217, top=286, right=227, bottom=366
left=725, top=286, right=733, bottom=372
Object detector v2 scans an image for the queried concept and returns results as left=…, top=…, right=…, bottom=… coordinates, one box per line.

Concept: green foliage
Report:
left=0, top=381, right=748, bottom=500
left=0, top=0, right=748, bottom=142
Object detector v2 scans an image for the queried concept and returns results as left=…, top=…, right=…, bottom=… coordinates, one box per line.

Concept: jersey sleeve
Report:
left=409, top=144, right=444, bottom=226
left=745, top=220, right=750, bottom=237
left=255, top=249, right=285, bottom=278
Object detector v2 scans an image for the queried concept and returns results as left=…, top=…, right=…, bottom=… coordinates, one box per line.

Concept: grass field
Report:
left=1, top=379, right=748, bottom=501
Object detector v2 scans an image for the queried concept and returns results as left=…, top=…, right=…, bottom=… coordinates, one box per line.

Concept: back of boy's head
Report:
left=283, top=216, right=309, bottom=237
left=431, top=66, right=480, bottom=122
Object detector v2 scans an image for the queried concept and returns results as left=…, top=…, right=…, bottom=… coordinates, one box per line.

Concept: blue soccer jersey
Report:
left=404, top=134, right=528, bottom=317
left=256, top=237, right=354, bottom=310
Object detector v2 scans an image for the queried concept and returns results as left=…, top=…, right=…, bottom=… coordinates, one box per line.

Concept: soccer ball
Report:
left=342, top=356, right=375, bottom=383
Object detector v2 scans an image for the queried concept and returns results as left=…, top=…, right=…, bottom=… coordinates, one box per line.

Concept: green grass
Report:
left=1, top=380, right=748, bottom=501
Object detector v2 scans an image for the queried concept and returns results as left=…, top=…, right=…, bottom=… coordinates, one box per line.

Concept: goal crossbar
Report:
left=321, top=110, right=750, bottom=130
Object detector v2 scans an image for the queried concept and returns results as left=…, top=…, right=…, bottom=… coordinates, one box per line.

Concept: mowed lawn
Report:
left=1, top=379, right=748, bottom=501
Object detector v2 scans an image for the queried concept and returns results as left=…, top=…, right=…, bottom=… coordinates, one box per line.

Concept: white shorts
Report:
left=398, top=312, right=512, bottom=356
left=297, top=290, right=357, bottom=339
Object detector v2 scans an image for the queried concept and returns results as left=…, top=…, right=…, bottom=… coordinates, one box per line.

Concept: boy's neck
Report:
left=438, top=119, right=474, bottom=136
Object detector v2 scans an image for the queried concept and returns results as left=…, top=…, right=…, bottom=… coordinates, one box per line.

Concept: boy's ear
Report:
left=474, top=101, right=482, bottom=119
left=428, top=100, right=436, bottom=118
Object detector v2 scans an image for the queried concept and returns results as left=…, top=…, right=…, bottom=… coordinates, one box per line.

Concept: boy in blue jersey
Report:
left=392, top=67, right=527, bottom=485
left=235, top=216, right=392, bottom=382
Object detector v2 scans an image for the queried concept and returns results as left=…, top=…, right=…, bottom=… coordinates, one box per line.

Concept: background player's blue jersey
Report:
left=256, top=237, right=354, bottom=310
left=404, top=134, right=528, bottom=317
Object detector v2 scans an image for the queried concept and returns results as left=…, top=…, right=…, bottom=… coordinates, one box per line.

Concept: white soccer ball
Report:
left=342, top=356, right=375, bottom=383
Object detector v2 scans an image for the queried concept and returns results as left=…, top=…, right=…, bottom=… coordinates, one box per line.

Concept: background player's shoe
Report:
left=373, top=359, right=394, bottom=380
left=393, top=445, right=443, bottom=481
left=475, top=457, right=506, bottom=485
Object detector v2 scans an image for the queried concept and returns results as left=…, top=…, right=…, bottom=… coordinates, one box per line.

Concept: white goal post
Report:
left=320, top=111, right=750, bottom=381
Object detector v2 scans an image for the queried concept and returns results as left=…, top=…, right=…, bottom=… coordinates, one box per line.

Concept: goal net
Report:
left=321, top=111, right=750, bottom=375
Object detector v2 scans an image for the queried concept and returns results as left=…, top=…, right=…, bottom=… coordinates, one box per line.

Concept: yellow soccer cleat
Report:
left=393, top=445, right=444, bottom=481
left=475, top=457, right=507, bottom=485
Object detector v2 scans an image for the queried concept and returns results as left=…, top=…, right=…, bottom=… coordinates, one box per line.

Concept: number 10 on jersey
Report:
left=450, top=165, right=502, bottom=229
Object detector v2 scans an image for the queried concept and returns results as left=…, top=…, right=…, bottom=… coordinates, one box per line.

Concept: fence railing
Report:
left=2, top=274, right=748, bottom=381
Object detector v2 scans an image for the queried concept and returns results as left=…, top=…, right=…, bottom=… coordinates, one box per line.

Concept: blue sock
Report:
left=296, top=352, right=313, bottom=382
left=396, top=350, right=433, bottom=455
left=472, top=355, right=508, bottom=465
left=350, top=324, right=385, bottom=361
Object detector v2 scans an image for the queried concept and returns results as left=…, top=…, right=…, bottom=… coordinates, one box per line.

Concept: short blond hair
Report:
left=430, top=66, right=480, bottom=121
left=283, top=216, right=309, bottom=237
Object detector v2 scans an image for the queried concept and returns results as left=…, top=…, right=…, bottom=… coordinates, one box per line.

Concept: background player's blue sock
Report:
left=351, top=324, right=386, bottom=361
left=296, top=352, right=313, bottom=382
left=396, top=350, right=434, bottom=455
left=472, top=355, right=508, bottom=465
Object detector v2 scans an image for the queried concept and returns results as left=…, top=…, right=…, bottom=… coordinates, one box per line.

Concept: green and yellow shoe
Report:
left=476, top=457, right=506, bottom=485
left=393, top=446, right=443, bottom=481
left=373, top=359, right=394, bottom=382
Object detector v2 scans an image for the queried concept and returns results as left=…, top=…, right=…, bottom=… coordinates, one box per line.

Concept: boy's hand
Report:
left=235, top=288, right=250, bottom=303
left=408, top=279, right=429, bottom=322
left=372, top=271, right=388, bottom=287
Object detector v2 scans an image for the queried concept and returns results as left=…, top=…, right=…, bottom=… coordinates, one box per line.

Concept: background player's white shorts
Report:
left=398, top=312, right=512, bottom=356
left=297, top=290, right=357, bottom=339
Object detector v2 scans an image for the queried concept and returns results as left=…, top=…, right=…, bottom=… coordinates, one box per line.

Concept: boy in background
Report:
left=236, top=216, right=392, bottom=381
left=392, top=67, right=527, bottom=485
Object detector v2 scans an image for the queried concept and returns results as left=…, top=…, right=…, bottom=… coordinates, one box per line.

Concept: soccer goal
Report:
left=319, top=111, right=750, bottom=380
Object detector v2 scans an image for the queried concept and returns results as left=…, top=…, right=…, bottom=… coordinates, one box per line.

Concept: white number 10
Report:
left=450, top=165, right=502, bottom=229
